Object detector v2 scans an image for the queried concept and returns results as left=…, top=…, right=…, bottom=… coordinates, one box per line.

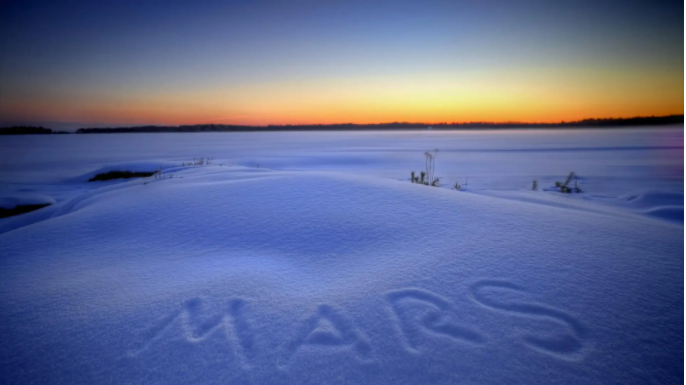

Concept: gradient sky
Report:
left=0, top=0, right=683, bottom=128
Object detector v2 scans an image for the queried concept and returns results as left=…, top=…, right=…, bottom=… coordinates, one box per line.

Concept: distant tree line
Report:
left=0, top=126, right=70, bottom=135
left=2, top=115, right=682, bottom=134
left=74, top=115, right=685, bottom=133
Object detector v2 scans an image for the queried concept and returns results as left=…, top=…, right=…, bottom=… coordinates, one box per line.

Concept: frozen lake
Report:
left=1, top=127, right=683, bottom=202
left=0, top=127, right=683, bottom=384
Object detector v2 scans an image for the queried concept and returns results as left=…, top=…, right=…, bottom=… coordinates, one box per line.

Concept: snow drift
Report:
left=0, top=165, right=682, bottom=384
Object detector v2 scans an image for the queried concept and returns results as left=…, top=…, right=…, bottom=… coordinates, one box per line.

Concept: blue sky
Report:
left=0, top=0, right=682, bottom=128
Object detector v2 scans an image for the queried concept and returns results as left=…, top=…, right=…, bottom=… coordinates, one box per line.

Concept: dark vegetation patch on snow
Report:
left=410, top=149, right=442, bottom=187
left=89, top=171, right=157, bottom=182
left=0, top=203, right=51, bottom=218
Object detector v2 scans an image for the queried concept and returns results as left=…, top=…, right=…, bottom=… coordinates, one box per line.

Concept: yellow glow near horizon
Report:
left=2, top=66, right=682, bottom=126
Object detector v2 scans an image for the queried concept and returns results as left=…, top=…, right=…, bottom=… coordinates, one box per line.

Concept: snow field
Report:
left=0, top=128, right=682, bottom=384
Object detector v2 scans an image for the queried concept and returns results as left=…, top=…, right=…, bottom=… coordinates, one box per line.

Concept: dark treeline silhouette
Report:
left=3, top=115, right=683, bottom=134
left=74, top=115, right=684, bottom=133
left=0, top=126, right=70, bottom=135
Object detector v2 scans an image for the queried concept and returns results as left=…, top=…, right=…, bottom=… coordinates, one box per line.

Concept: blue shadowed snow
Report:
left=0, top=128, right=683, bottom=384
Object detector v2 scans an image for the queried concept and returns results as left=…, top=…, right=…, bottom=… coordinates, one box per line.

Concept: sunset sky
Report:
left=0, top=0, right=683, bottom=128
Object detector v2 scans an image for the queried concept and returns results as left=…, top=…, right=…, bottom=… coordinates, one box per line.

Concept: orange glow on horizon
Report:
left=2, top=67, right=682, bottom=127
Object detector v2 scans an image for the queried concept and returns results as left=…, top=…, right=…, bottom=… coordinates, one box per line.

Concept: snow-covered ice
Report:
left=0, top=128, right=683, bottom=384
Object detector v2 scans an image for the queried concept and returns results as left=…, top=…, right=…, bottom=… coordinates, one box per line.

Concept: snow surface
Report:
left=0, top=128, right=683, bottom=384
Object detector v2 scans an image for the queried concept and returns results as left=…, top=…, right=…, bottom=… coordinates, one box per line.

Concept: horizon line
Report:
left=2, top=114, right=683, bottom=132
left=6, top=114, right=683, bottom=129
